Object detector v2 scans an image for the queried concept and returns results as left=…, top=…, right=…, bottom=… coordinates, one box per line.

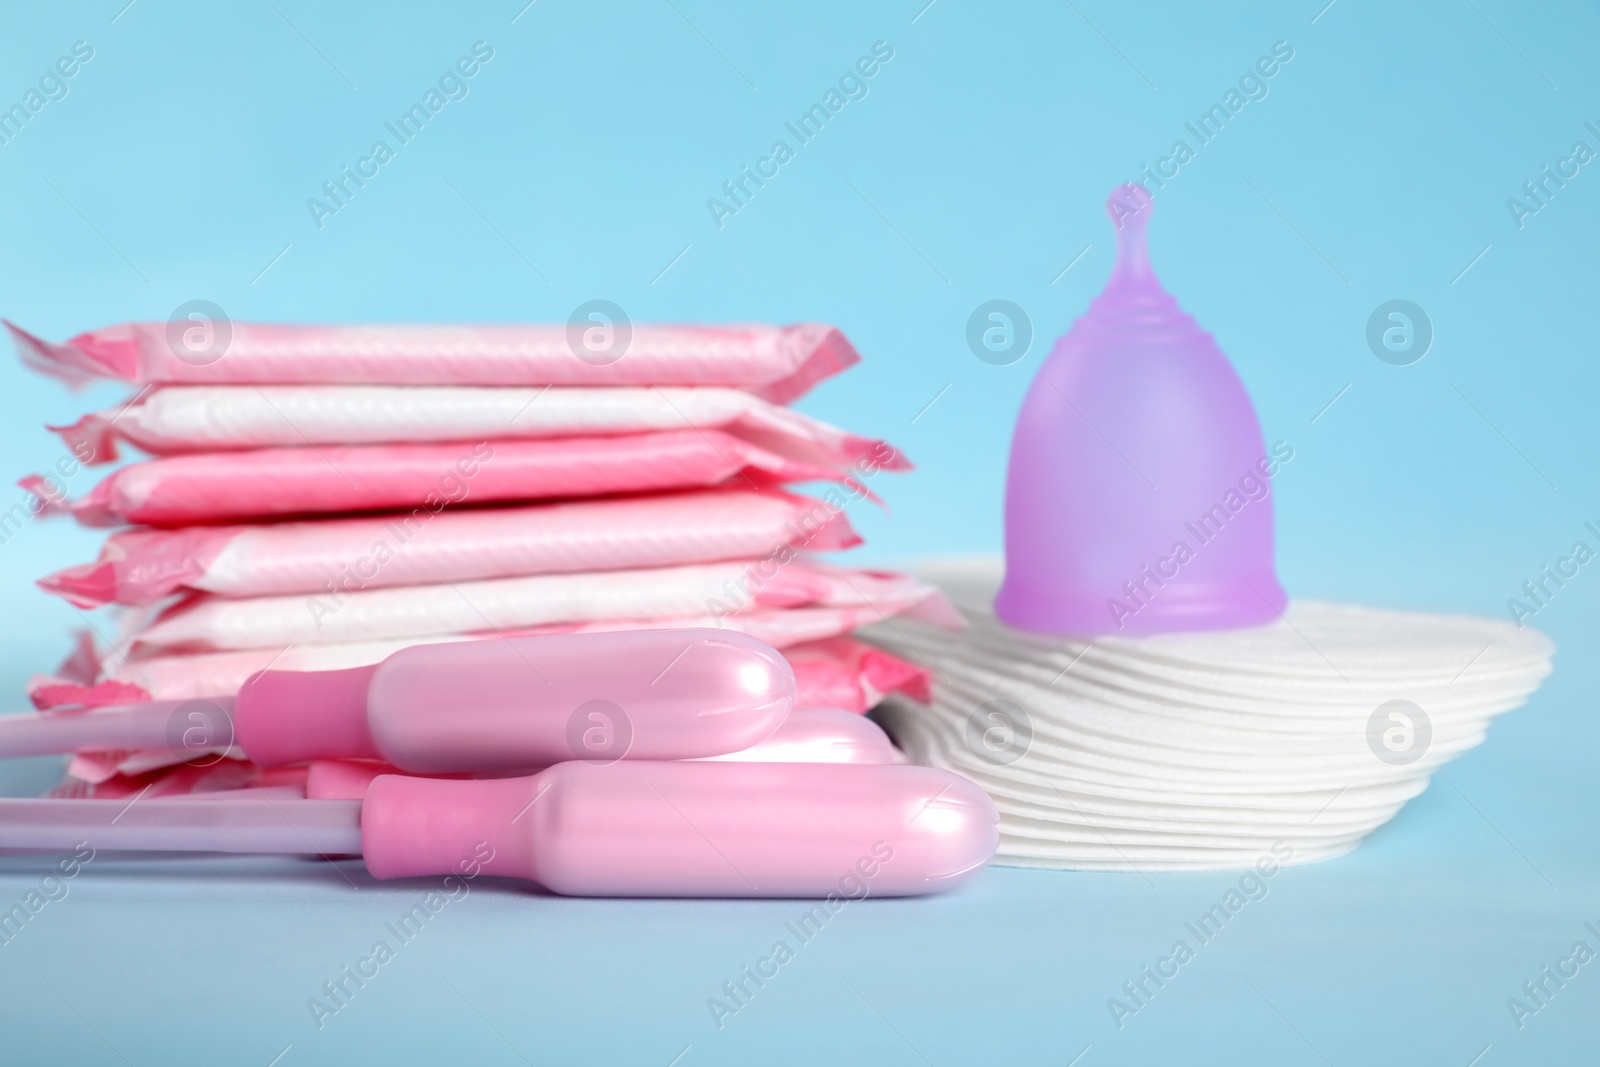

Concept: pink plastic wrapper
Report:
left=34, top=606, right=958, bottom=706
left=40, top=488, right=859, bottom=608
left=55, top=385, right=905, bottom=475
left=45, top=759, right=306, bottom=797
left=783, top=636, right=934, bottom=713
left=7, top=320, right=856, bottom=404
left=28, top=677, right=150, bottom=710
left=31, top=430, right=864, bottom=526
left=127, top=561, right=955, bottom=654
left=25, top=631, right=141, bottom=708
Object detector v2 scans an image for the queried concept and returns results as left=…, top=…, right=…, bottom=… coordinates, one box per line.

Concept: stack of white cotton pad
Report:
left=865, top=559, right=1555, bottom=872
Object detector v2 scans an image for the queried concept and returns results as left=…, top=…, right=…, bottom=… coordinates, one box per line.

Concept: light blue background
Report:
left=0, top=1, right=1596, bottom=1063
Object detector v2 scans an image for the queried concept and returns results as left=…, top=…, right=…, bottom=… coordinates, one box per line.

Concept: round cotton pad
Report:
left=865, top=559, right=1555, bottom=872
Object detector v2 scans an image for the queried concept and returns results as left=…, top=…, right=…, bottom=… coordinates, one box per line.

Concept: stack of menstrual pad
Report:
left=867, top=560, right=1555, bottom=871
left=7, top=319, right=950, bottom=793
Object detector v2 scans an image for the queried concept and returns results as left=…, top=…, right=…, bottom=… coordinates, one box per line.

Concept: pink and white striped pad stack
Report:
left=8, top=319, right=950, bottom=795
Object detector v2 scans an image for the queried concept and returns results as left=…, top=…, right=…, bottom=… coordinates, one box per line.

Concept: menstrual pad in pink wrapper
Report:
left=35, top=619, right=948, bottom=707
left=6, top=320, right=856, bottom=404
left=53, top=385, right=903, bottom=476
left=44, top=760, right=308, bottom=797
left=33, top=431, right=867, bottom=526
left=784, top=635, right=933, bottom=712
left=996, top=184, right=1285, bottom=636
left=39, top=488, right=859, bottom=607
left=128, top=561, right=957, bottom=654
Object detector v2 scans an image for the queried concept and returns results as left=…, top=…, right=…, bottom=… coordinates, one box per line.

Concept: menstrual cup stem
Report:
left=1105, top=183, right=1155, bottom=290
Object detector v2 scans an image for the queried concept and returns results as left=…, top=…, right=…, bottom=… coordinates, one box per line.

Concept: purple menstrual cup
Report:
left=995, top=184, right=1286, bottom=636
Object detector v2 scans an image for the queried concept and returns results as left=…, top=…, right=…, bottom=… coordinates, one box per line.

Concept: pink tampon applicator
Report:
left=0, top=630, right=793, bottom=770
left=301, top=707, right=907, bottom=799
left=0, top=762, right=999, bottom=898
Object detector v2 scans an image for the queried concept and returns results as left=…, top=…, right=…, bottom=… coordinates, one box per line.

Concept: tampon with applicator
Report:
left=0, top=761, right=999, bottom=898
left=301, top=707, right=906, bottom=799
left=696, top=706, right=904, bottom=764
left=0, top=630, right=792, bottom=771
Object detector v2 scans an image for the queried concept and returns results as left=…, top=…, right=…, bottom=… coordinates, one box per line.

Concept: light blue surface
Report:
left=1, top=1, right=1596, bottom=1063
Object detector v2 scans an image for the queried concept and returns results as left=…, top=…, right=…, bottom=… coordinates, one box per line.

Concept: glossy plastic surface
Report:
left=699, top=706, right=904, bottom=764
left=303, top=708, right=905, bottom=798
left=42, top=432, right=845, bottom=527
left=361, top=761, right=998, bottom=897
left=7, top=320, right=859, bottom=404
left=234, top=629, right=793, bottom=770
left=40, top=489, right=859, bottom=607
left=996, top=184, right=1286, bottom=636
